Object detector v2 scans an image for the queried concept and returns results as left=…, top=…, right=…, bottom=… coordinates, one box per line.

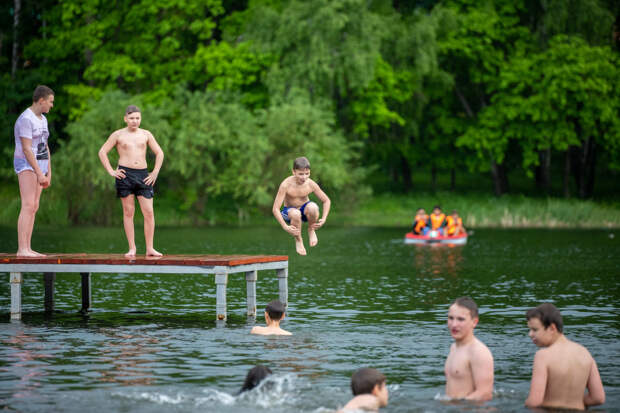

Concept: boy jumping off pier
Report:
left=98, top=105, right=164, bottom=257
left=272, top=157, right=330, bottom=255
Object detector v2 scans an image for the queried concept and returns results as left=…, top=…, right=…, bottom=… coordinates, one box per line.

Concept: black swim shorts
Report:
left=115, top=166, right=154, bottom=199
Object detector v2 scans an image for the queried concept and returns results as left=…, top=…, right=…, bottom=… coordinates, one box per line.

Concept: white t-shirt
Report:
left=14, top=108, right=49, bottom=173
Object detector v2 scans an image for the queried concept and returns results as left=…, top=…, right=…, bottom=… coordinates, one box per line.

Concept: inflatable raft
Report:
left=404, top=231, right=468, bottom=245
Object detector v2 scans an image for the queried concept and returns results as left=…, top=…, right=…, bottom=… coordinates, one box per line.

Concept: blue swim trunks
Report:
left=281, top=201, right=310, bottom=223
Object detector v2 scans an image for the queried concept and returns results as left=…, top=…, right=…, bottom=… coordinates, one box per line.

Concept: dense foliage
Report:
left=2, top=0, right=619, bottom=223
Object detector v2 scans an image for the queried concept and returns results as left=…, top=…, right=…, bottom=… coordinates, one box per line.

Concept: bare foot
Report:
left=146, top=248, right=163, bottom=257
left=308, top=229, right=318, bottom=247
left=295, top=238, right=307, bottom=256
left=125, top=249, right=137, bottom=257
left=16, top=249, right=41, bottom=257
left=29, top=249, right=47, bottom=257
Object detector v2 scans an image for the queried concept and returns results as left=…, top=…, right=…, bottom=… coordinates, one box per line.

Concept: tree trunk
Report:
left=450, top=168, right=456, bottom=191
left=535, top=148, right=551, bottom=194
left=11, top=0, right=21, bottom=79
left=576, top=137, right=596, bottom=198
left=401, top=155, right=412, bottom=193
left=490, top=159, right=509, bottom=196
left=563, top=149, right=571, bottom=198
left=431, top=165, right=437, bottom=192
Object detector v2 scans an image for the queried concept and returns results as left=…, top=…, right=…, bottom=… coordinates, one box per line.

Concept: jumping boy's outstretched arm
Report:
left=272, top=181, right=300, bottom=237
left=144, top=131, right=164, bottom=186
left=310, top=180, right=330, bottom=230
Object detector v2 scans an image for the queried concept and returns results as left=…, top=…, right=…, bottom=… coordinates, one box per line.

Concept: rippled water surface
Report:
left=0, top=226, right=618, bottom=412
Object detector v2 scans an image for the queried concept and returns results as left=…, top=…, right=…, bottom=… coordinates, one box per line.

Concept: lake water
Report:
left=0, top=226, right=618, bottom=412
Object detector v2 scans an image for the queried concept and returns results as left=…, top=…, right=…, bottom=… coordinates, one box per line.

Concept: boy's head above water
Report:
left=350, top=368, right=389, bottom=407
left=239, top=365, right=272, bottom=393
left=526, top=302, right=563, bottom=333
left=265, top=300, right=286, bottom=321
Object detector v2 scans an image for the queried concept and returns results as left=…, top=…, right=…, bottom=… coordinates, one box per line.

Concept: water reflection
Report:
left=2, top=324, right=49, bottom=400
left=97, top=328, right=161, bottom=385
left=411, top=244, right=464, bottom=278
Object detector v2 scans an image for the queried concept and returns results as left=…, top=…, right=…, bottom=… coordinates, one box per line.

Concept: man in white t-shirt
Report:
left=14, top=85, right=55, bottom=257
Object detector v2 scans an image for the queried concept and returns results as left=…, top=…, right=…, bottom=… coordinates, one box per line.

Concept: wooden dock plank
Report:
left=1, top=253, right=288, bottom=321
left=0, top=253, right=288, bottom=267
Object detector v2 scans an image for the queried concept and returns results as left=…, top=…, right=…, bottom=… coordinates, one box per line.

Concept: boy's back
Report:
left=534, top=338, right=596, bottom=409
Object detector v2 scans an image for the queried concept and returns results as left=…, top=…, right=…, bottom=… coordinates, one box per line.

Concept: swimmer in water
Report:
left=525, top=303, right=605, bottom=410
left=341, top=368, right=389, bottom=411
left=444, top=296, right=494, bottom=401
left=250, top=300, right=292, bottom=336
left=239, top=365, right=273, bottom=394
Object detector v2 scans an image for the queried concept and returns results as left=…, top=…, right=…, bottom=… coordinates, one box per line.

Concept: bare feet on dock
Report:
left=125, top=249, right=137, bottom=257
left=16, top=249, right=46, bottom=257
left=146, top=248, right=163, bottom=257
left=308, top=229, right=318, bottom=247
left=295, top=238, right=307, bottom=255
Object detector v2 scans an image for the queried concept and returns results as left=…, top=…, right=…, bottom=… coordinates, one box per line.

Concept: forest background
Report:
left=1, top=0, right=619, bottom=228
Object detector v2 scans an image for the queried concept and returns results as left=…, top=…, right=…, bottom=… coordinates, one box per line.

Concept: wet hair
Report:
left=293, top=157, right=310, bottom=170
left=452, top=296, right=479, bottom=319
left=351, top=368, right=386, bottom=396
left=239, top=365, right=272, bottom=393
left=33, top=85, right=54, bottom=102
left=526, top=303, right=563, bottom=333
left=125, top=105, right=141, bottom=115
left=265, top=300, right=286, bottom=321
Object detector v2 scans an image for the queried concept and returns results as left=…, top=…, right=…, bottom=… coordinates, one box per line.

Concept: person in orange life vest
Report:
left=428, top=205, right=447, bottom=235
left=412, top=208, right=429, bottom=235
left=446, top=210, right=465, bottom=236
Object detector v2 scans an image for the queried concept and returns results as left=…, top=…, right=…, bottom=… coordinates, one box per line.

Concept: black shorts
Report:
left=115, top=166, right=154, bottom=199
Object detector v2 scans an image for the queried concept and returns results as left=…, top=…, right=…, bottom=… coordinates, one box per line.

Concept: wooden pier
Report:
left=0, top=253, right=288, bottom=321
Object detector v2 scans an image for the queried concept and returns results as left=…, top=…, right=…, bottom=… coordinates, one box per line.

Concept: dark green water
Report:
left=0, top=226, right=618, bottom=412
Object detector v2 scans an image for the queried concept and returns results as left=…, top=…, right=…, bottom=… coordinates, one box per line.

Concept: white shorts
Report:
left=14, top=157, right=49, bottom=175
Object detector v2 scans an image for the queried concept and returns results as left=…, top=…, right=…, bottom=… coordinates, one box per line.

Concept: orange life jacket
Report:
left=446, top=216, right=463, bottom=235
left=429, top=213, right=446, bottom=230
left=413, top=219, right=426, bottom=234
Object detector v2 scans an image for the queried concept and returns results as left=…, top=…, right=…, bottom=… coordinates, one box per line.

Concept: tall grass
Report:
left=1, top=184, right=618, bottom=228
left=340, top=193, right=620, bottom=228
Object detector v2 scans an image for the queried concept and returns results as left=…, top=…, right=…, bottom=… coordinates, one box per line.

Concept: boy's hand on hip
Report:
left=285, top=225, right=300, bottom=236
left=111, top=168, right=126, bottom=179
left=143, top=172, right=158, bottom=186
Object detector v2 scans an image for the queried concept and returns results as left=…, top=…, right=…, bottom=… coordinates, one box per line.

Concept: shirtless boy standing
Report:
left=272, top=157, right=330, bottom=255
left=250, top=300, right=292, bottom=336
left=98, top=105, right=164, bottom=257
left=525, top=303, right=605, bottom=410
left=444, top=297, right=494, bottom=401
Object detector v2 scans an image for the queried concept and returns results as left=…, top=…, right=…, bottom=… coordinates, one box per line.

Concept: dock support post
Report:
left=44, top=272, right=55, bottom=313
left=215, top=272, right=228, bottom=321
left=10, top=272, right=22, bottom=321
left=80, top=272, right=92, bottom=313
left=246, top=270, right=257, bottom=317
left=276, top=268, right=288, bottom=308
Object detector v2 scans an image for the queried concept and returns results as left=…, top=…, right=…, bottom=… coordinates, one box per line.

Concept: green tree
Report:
left=460, top=35, right=620, bottom=198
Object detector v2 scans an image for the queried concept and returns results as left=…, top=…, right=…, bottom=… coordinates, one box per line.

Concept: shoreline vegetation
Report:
left=1, top=185, right=618, bottom=229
